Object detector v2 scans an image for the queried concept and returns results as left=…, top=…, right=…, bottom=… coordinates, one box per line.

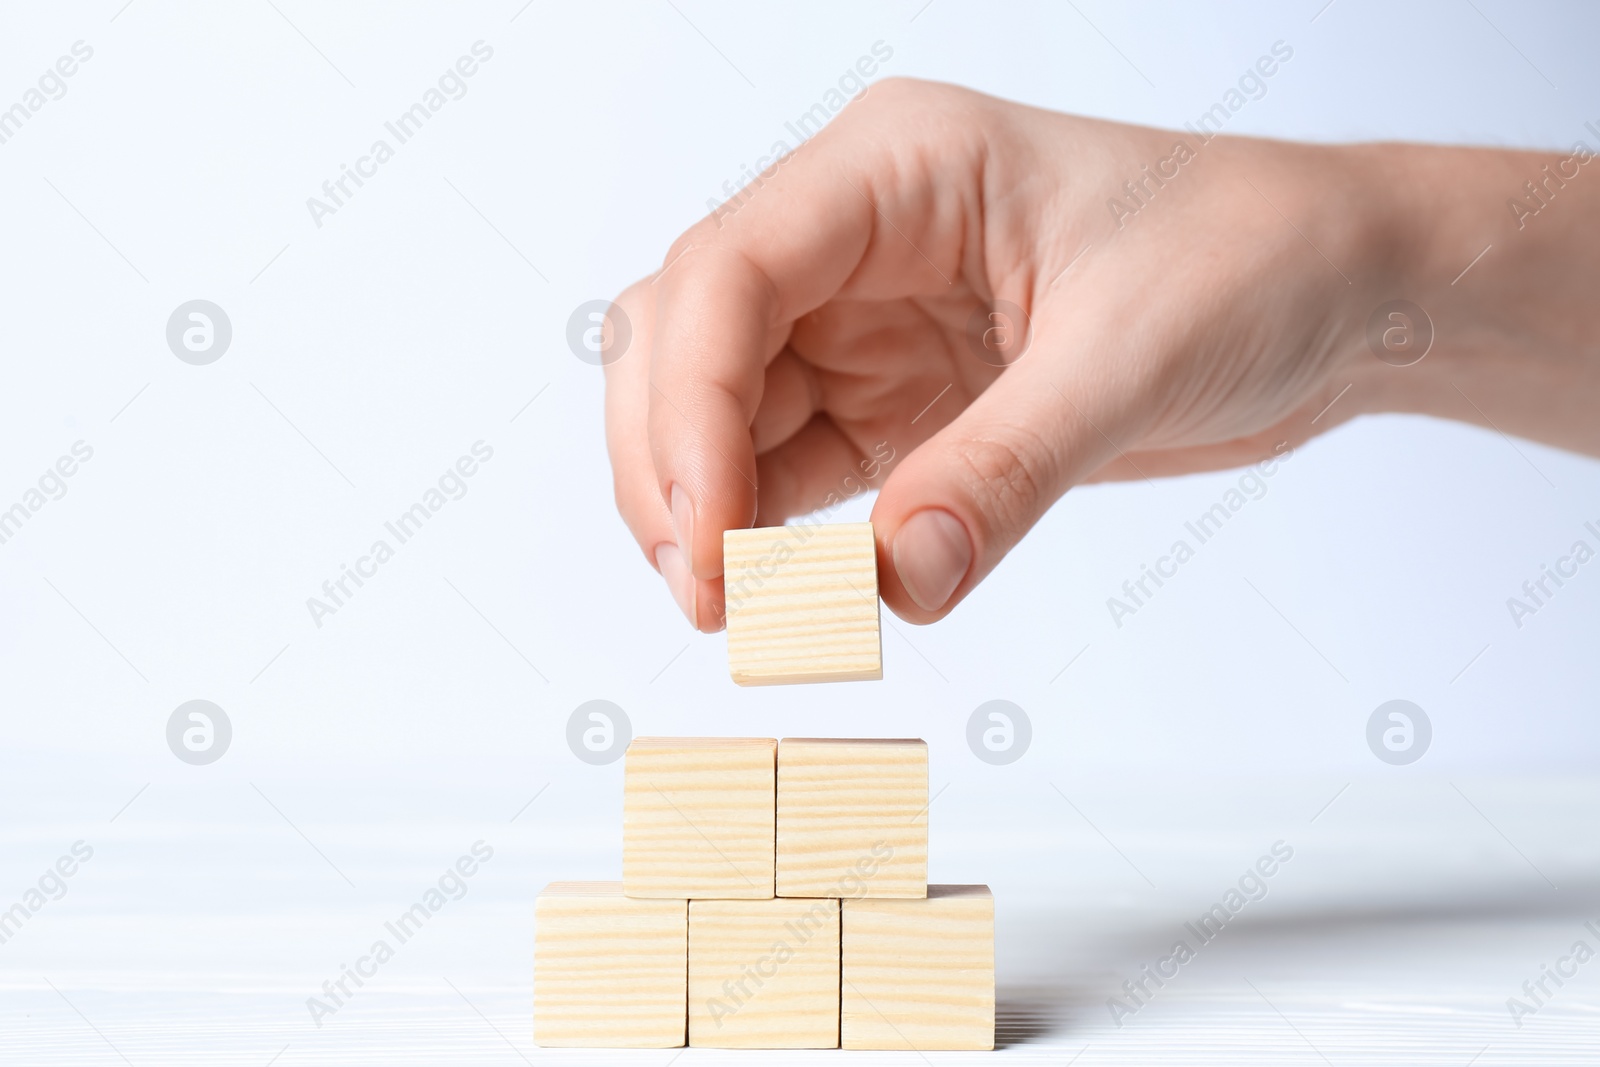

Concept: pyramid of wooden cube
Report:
left=536, top=731, right=992, bottom=1051
left=623, top=737, right=775, bottom=898
left=723, top=522, right=882, bottom=686
left=777, top=738, right=928, bottom=898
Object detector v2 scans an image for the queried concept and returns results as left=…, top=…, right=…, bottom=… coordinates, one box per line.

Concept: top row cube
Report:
left=724, top=523, right=882, bottom=686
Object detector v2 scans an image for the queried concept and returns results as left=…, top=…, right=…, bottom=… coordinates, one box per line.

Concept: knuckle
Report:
left=662, top=228, right=705, bottom=269
left=857, top=74, right=920, bottom=107
left=853, top=76, right=976, bottom=121
left=840, top=76, right=925, bottom=131
left=951, top=428, right=1055, bottom=533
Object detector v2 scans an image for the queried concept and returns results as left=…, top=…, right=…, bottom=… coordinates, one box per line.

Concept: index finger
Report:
left=644, top=82, right=968, bottom=586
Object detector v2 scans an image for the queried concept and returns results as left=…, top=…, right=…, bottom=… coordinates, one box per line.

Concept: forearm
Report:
left=1359, top=140, right=1600, bottom=454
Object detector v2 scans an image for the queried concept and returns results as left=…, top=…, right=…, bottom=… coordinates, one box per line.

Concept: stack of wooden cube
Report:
left=534, top=736, right=994, bottom=1050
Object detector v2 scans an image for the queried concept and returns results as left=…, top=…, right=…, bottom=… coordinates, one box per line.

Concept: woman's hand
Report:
left=603, top=76, right=1600, bottom=631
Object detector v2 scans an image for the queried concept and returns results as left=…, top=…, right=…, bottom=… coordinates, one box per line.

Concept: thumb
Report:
left=872, top=350, right=1128, bottom=623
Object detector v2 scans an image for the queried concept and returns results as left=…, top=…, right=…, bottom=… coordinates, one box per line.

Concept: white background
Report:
left=1, top=0, right=1597, bottom=1063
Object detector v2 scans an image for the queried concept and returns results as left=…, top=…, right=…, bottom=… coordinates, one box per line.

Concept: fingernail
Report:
left=670, top=483, right=696, bottom=576
left=892, top=509, right=972, bottom=613
left=654, top=541, right=699, bottom=629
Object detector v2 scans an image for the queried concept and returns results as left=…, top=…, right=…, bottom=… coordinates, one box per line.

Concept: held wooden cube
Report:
left=841, top=885, right=995, bottom=1051
left=624, top=737, right=776, bottom=898
left=534, top=882, right=687, bottom=1048
left=777, top=738, right=928, bottom=898
left=723, top=522, right=882, bottom=686
left=689, top=897, right=840, bottom=1048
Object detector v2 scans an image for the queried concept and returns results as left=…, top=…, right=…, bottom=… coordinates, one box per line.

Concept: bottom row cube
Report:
left=691, top=896, right=840, bottom=1048
left=533, top=883, right=687, bottom=1047
left=534, top=882, right=993, bottom=1050
left=843, top=884, right=995, bottom=1051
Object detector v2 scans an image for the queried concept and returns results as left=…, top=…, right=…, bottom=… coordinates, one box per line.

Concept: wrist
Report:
left=1344, top=139, right=1600, bottom=447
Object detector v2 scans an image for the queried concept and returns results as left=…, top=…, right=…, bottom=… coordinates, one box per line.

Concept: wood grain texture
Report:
left=842, top=884, right=994, bottom=1051
left=533, top=882, right=686, bottom=1048
left=723, top=522, right=882, bottom=686
left=688, top=897, right=840, bottom=1049
left=777, top=738, right=928, bottom=898
left=623, top=737, right=776, bottom=899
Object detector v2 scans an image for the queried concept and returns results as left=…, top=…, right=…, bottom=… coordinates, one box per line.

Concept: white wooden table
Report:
left=5, top=775, right=1596, bottom=1064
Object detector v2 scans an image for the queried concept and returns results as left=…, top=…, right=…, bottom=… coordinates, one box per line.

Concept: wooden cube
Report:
left=623, top=737, right=776, bottom=898
left=841, top=885, right=994, bottom=1051
left=688, top=897, right=840, bottom=1048
left=723, top=522, right=882, bottom=686
left=777, top=738, right=928, bottom=898
left=534, top=882, right=686, bottom=1048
